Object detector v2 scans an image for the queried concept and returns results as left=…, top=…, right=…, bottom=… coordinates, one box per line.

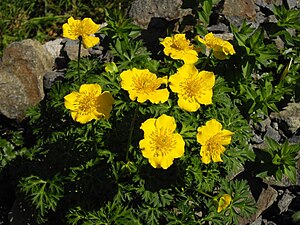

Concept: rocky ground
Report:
left=0, top=0, right=299, bottom=224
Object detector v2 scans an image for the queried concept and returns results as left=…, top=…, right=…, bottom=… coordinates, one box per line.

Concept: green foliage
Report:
left=1, top=1, right=299, bottom=224
left=0, top=0, right=132, bottom=56
left=194, top=0, right=221, bottom=36
left=19, top=174, right=64, bottom=223
left=66, top=201, right=140, bottom=225
left=256, top=137, right=300, bottom=184
left=202, top=179, right=256, bottom=225
left=225, top=4, right=300, bottom=121
left=0, top=130, right=26, bottom=171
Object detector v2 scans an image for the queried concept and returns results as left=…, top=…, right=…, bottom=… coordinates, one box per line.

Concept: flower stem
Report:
left=77, top=37, right=82, bottom=79
left=126, top=104, right=139, bottom=161
left=198, top=190, right=214, bottom=199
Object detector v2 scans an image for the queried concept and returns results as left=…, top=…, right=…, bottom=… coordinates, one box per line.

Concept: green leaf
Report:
left=249, top=27, right=264, bottom=49
left=284, top=166, right=297, bottom=184
left=265, top=137, right=281, bottom=153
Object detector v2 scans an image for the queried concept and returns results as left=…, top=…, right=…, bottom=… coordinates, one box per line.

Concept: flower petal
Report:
left=178, top=96, right=200, bottom=112
left=160, top=156, right=174, bottom=169
left=140, top=118, right=156, bottom=137
left=97, top=91, right=114, bottom=119
left=155, top=114, right=176, bottom=132
left=79, top=83, right=101, bottom=95
left=148, top=89, right=169, bottom=104
left=81, top=18, right=100, bottom=34
left=64, top=92, right=80, bottom=110
left=71, top=111, right=96, bottom=124
left=182, top=50, right=199, bottom=64
left=219, top=130, right=234, bottom=145
left=200, top=145, right=211, bottom=164
left=211, top=146, right=225, bottom=162
left=82, top=35, right=100, bottom=48
left=197, top=119, right=221, bottom=144
left=149, top=156, right=163, bottom=168
left=171, top=134, right=185, bottom=158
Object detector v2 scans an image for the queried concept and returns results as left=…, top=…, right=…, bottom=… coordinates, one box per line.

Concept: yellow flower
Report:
left=217, top=194, right=232, bottom=213
left=139, top=114, right=185, bottom=169
left=161, top=34, right=198, bottom=64
left=120, top=68, right=169, bottom=104
left=62, top=16, right=100, bottom=48
left=196, top=32, right=236, bottom=60
left=196, top=119, right=233, bottom=164
left=169, top=64, right=215, bottom=112
left=64, top=84, right=114, bottom=124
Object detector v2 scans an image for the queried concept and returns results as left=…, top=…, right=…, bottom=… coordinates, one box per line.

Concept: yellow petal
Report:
left=136, top=93, right=149, bottom=103
left=196, top=89, right=213, bottom=105
left=148, top=89, right=169, bottom=104
left=82, top=35, right=100, bottom=48
left=178, top=96, right=200, bottom=112
left=219, top=130, right=234, bottom=145
left=140, top=118, right=156, bottom=137
left=197, top=119, right=221, bottom=144
left=199, top=70, right=215, bottom=88
left=67, top=16, right=78, bottom=26
left=148, top=156, right=163, bottom=168
left=72, top=111, right=96, bottom=124
left=171, top=134, right=185, bottom=158
left=120, top=70, right=134, bottom=91
left=79, top=83, right=101, bottom=95
left=160, top=37, right=173, bottom=48
left=211, top=146, right=225, bottom=163
left=140, top=139, right=153, bottom=157
left=64, top=92, right=80, bottom=110
left=206, top=119, right=222, bottom=134
left=62, top=17, right=80, bottom=40
left=200, top=145, right=211, bottom=164
left=160, top=156, right=174, bottom=169
left=81, top=18, right=100, bottom=34
left=182, top=50, right=199, bottom=64
left=62, top=24, right=78, bottom=40
left=97, top=91, right=114, bottom=119
left=155, top=114, right=176, bottom=132
left=169, top=73, right=183, bottom=93
left=217, top=194, right=232, bottom=212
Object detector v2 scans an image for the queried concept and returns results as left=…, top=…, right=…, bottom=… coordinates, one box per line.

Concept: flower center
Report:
left=206, top=133, right=223, bottom=154
left=132, top=73, right=160, bottom=94
left=181, top=76, right=203, bottom=99
left=171, top=39, right=191, bottom=51
left=149, top=128, right=176, bottom=157
left=76, top=91, right=97, bottom=115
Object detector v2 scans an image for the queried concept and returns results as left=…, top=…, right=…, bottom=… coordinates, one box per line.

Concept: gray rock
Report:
left=128, top=0, right=187, bottom=29
left=252, top=132, right=264, bottom=144
left=260, top=117, right=271, bottom=133
left=0, top=39, right=53, bottom=120
left=208, top=23, right=229, bottom=33
left=43, top=38, right=63, bottom=59
left=255, top=0, right=282, bottom=10
left=63, top=39, right=90, bottom=61
left=256, top=185, right=278, bottom=218
left=43, top=71, right=65, bottom=89
left=222, top=0, right=257, bottom=27
left=271, top=102, right=300, bottom=134
left=287, top=0, right=300, bottom=9
left=250, top=216, right=263, bottom=225
left=278, top=190, right=295, bottom=214
left=264, top=125, right=281, bottom=142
